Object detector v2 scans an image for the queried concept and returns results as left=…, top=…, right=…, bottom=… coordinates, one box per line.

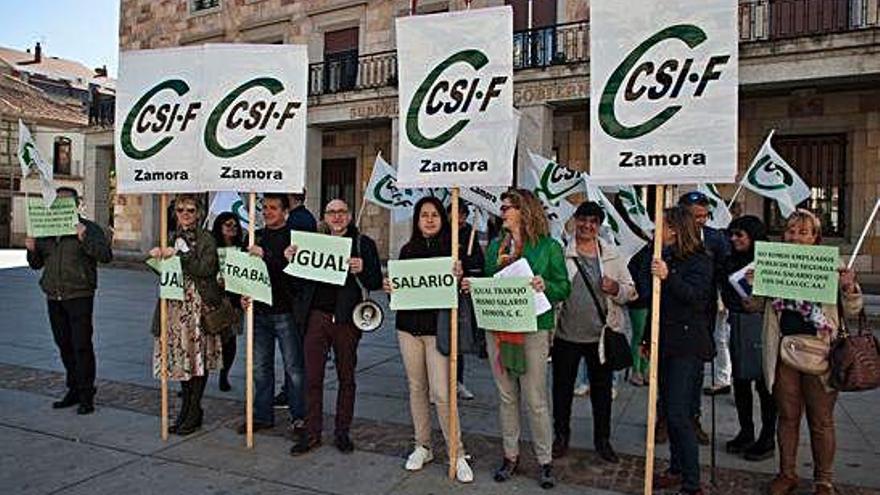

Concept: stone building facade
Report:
left=118, top=0, right=880, bottom=279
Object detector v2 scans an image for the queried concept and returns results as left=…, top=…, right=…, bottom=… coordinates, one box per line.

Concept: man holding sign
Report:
left=288, top=199, right=382, bottom=455
left=26, top=187, right=112, bottom=415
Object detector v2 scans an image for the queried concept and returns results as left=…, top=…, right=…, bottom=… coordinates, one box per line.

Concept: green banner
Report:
left=470, top=277, right=537, bottom=332
left=283, top=231, right=352, bottom=285
left=145, top=256, right=185, bottom=301
left=222, top=249, right=273, bottom=305
left=753, top=241, right=840, bottom=304
left=26, top=196, right=78, bottom=238
left=388, top=256, right=457, bottom=310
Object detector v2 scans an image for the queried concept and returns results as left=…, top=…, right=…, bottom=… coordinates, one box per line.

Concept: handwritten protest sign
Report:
left=26, top=196, right=78, bottom=238
left=753, top=241, right=839, bottom=304
left=284, top=232, right=351, bottom=285
left=146, top=256, right=185, bottom=301
left=388, top=256, right=457, bottom=311
left=470, top=277, right=537, bottom=332
left=222, top=249, right=273, bottom=305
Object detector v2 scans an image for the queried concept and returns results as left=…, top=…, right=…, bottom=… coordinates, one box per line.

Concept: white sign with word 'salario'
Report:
left=395, top=6, right=514, bottom=188
left=589, top=0, right=738, bottom=185
left=115, top=44, right=308, bottom=193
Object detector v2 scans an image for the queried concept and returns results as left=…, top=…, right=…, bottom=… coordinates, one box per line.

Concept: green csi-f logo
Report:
left=373, top=175, right=398, bottom=206
left=121, top=77, right=302, bottom=160
left=19, top=142, right=39, bottom=171
left=748, top=155, right=793, bottom=191
left=599, top=24, right=731, bottom=140
left=406, top=49, right=508, bottom=149
left=537, top=162, right=581, bottom=202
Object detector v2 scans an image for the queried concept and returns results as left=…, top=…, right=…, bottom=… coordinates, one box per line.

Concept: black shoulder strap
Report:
left=573, top=257, right=607, bottom=325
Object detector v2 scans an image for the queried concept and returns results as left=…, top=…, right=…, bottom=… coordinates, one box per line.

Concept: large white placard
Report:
left=589, top=0, right=738, bottom=185
left=115, top=44, right=308, bottom=193
left=396, top=7, right=514, bottom=188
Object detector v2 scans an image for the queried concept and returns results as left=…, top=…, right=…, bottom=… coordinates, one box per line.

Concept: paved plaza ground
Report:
left=1, top=251, right=879, bottom=494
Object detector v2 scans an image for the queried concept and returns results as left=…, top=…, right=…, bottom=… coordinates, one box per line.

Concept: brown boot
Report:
left=768, top=475, right=799, bottom=495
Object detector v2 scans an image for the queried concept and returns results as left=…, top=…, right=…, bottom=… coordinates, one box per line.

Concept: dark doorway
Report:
left=321, top=158, right=357, bottom=216
left=0, top=197, right=10, bottom=247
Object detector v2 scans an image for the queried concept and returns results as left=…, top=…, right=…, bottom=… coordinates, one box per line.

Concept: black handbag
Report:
left=436, top=294, right=479, bottom=357
left=729, top=312, right=764, bottom=381
left=201, top=297, right=241, bottom=336
left=573, top=258, right=633, bottom=371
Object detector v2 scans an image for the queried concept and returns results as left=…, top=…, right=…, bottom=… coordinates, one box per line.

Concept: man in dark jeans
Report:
left=25, top=187, right=112, bottom=415
left=289, top=199, right=382, bottom=455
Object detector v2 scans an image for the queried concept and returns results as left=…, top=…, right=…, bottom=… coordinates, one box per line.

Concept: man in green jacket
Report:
left=25, top=187, right=112, bottom=414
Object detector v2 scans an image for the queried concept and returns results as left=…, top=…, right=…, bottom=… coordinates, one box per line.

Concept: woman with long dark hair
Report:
left=210, top=212, right=244, bottom=392
left=383, top=196, right=473, bottom=483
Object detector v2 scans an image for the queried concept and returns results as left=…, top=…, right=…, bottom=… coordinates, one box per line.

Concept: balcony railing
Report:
left=739, top=0, right=880, bottom=42
left=513, top=21, right=589, bottom=70
left=308, top=50, right=397, bottom=96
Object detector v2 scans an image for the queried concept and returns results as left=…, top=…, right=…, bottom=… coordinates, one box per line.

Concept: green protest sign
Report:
left=283, top=231, right=352, bottom=285
left=470, top=277, right=537, bottom=332
left=222, top=249, right=273, bottom=305
left=145, top=256, right=185, bottom=301
left=753, top=241, right=840, bottom=304
left=388, top=256, right=457, bottom=311
left=26, top=196, right=78, bottom=238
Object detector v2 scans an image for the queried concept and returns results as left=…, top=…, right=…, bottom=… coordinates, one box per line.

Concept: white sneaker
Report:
left=458, top=382, right=475, bottom=401
left=405, top=445, right=433, bottom=471
left=455, top=456, right=474, bottom=483
left=573, top=384, right=590, bottom=396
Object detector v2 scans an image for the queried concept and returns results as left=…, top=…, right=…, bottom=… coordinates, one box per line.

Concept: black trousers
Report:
left=47, top=296, right=96, bottom=400
left=733, top=377, right=776, bottom=437
left=552, top=338, right=612, bottom=447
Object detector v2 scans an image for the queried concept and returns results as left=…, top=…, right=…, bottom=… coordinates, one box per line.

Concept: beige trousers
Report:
left=397, top=330, right=464, bottom=459
left=486, top=330, right=553, bottom=465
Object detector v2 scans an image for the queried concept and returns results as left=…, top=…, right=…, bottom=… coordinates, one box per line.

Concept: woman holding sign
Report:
left=763, top=210, right=863, bottom=495
left=150, top=194, right=224, bottom=436
left=211, top=212, right=244, bottom=392
left=382, top=196, right=473, bottom=483
left=477, top=189, right=571, bottom=489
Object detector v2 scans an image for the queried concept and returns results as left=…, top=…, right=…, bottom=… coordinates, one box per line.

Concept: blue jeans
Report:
left=254, top=312, right=305, bottom=425
left=662, top=355, right=703, bottom=492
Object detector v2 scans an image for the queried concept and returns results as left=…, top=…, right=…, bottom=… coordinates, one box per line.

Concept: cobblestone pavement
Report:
left=2, top=261, right=880, bottom=494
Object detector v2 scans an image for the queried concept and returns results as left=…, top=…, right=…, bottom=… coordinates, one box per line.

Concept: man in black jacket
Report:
left=25, top=187, right=112, bottom=414
left=289, top=199, right=383, bottom=455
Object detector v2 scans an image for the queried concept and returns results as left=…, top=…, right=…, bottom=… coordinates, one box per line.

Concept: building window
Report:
left=191, top=0, right=220, bottom=13
left=763, top=133, right=847, bottom=237
left=509, top=0, right=559, bottom=68
left=323, top=27, right=359, bottom=93
left=53, top=137, right=71, bottom=176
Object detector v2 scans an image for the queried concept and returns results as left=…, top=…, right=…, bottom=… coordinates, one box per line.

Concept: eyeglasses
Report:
left=176, top=207, right=196, bottom=214
left=325, top=209, right=349, bottom=216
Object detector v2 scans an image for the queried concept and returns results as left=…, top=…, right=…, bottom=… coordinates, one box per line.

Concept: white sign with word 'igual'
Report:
left=115, top=44, right=308, bottom=193
left=589, top=0, right=738, bottom=185
left=396, top=6, right=514, bottom=188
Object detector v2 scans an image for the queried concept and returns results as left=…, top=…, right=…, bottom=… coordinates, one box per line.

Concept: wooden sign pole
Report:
left=643, top=185, right=666, bottom=494
left=448, top=187, right=460, bottom=479
left=159, top=193, right=169, bottom=440
left=246, top=192, right=256, bottom=448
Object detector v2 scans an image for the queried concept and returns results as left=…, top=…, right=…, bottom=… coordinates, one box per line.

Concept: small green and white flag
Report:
left=697, top=183, right=732, bottom=229
left=365, top=154, right=399, bottom=210
left=521, top=150, right=581, bottom=239
left=584, top=176, right=647, bottom=262
left=616, top=185, right=654, bottom=236
left=18, top=120, right=56, bottom=208
left=742, top=131, right=810, bottom=218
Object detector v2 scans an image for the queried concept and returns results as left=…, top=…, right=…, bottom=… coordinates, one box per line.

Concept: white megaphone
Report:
left=352, top=298, right=384, bottom=332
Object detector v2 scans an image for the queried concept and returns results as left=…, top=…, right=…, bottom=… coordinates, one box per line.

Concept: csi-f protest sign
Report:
left=115, top=44, right=308, bottom=193
left=470, top=277, right=537, bottom=332
left=26, top=196, right=78, bottom=238
left=284, top=231, right=352, bottom=286
left=396, top=7, right=515, bottom=188
left=388, top=257, right=458, bottom=311
left=589, top=0, right=738, bottom=185
left=752, top=241, right=840, bottom=304
left=146, top=256, right=185, bottom=301
left=222, top=249, right=273, bottom=305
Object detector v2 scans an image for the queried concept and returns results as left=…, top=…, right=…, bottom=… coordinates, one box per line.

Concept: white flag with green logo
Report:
left=520, top=151, right=579, bottom=239
left=696, top=183, right=732, bottom=229
left=584, top=177, right=648, bottom=262
left=616, top=185, right=654, bottom=236
left=207, top=191, right=263, bottom=230
left=365, top=154, right=399, bottom=210
left=742, top=131, right=810, bottom=218
left=18, top=120, right=57, bottom=208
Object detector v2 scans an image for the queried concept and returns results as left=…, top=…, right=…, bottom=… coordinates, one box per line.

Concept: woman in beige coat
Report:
left=762, top=210, right=863, bottom=495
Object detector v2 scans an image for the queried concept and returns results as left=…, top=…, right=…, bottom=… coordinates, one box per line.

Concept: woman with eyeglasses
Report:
left=211, top=212, right=245, bottom=392
left=150, top=194, right=224, bottom=435
left=763, top=210, right=863, bottom=495
left=382, top=196, right=473, bottom=483
left=721, top=216, right=777, bottom=461
left=464, top=189, right=571, bottom=489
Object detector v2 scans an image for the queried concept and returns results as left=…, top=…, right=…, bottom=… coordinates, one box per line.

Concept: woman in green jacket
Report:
left=465, top=188, right=570, bottom=489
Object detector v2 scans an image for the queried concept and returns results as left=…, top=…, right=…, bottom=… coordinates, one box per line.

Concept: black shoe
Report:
left=539, top=463, right=555, bottom=489
left=219, top=371, right=231, bottom=392
left=334, top=431, right=354, bottom=453
left=236, top=421, right=273, bottom=435
left=53, top=390, right=80, bottom=409
left=289, top=435, right=321, bottom=456
left=552, top=433, right=569, bottom=459
left=703, top=385, right=731, bottom=396
left=743, top=434, right=775, bottom=461
left=76, top=402, right=95, bottom=415
left=596, top=441, right=620, bottom=464
left=725, top=430, right=755, bottom=454
left=273, top=391, right=288, bottom=409
left=493, top=457, right=518, bottom=482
